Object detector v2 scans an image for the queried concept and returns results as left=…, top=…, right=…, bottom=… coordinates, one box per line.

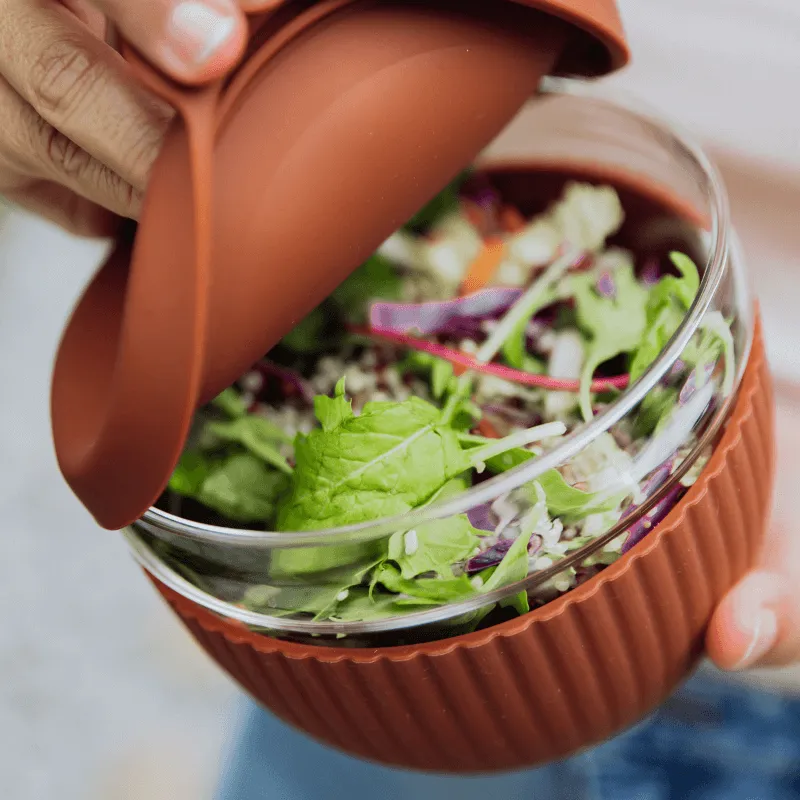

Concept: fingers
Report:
left=707, top=570, right=800, bottom=671
left=87, top=0, right=250, bottom=84
left=0, top=73, right=142, bottom=221
left=0, top=0, right=172, bottom=210
left=2, top=178, right=119, bottom=238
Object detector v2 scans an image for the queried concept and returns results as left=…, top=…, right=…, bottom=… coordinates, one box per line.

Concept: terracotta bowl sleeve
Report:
left=150, top=314, right=774, bottom=773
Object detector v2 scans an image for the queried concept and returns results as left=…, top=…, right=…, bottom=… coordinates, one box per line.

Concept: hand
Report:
left=707, top=521, right=800, bottom=671
left=0, top=0, right=253, bottom=236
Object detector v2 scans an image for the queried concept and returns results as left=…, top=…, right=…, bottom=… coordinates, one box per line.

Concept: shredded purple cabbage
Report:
left=621, top=484, right=684, bottom=554
left=369, top=288, right=523, bottom=336
left=254, top=361, right=314, bottom=404
left=465, top=538, right=513, bottom=574
left=640, top=259, right=661, bottom=286
left=679, top=362, right=715, bottom=406
left=661, top=358, right=686, bottom=387
left=640, top=461, right=675, bottom=497
left=467, top=503, right=496, bottom=531
left=468, top=186, right=501, bottom=210
left=596, top=271, right=616, bottom=299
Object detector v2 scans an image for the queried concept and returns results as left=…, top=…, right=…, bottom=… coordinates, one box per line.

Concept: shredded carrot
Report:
left=499, top=205, right=526, bottom=233
left=477, top=417, right=501, bottom=439
left=459, top=237, right=507, bottom=296
left=461, top=200, right=486, bottom=231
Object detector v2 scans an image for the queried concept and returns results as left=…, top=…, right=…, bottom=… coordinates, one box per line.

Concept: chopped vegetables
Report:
left=160, top=172, right=735, bottom=631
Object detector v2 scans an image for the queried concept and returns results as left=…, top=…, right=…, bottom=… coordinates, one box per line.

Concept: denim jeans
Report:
left=215, top=667, right=800, bottom=800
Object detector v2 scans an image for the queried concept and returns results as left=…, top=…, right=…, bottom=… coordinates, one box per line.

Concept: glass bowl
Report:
left=123, top=79, right=774, bottom=772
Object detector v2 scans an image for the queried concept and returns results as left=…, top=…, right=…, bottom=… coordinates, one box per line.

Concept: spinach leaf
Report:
left=205, top=416, right=293, bottom=475
left=169, top=452, right=290, bottom=524
left=211, top=388, right=247, bottom=418
left=276, top=396, right=467, bottom=532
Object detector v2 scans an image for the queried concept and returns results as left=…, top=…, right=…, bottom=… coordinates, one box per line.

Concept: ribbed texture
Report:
left=154, top=320, right=774, bottom=773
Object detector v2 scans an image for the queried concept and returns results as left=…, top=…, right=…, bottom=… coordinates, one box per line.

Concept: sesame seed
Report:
left=404, top=530, right=418, bottom=555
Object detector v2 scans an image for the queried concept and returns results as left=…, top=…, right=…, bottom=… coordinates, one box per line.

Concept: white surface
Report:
left=613, top=0, right=800, bottom=171
left=0, top=213, right=234, bottom=800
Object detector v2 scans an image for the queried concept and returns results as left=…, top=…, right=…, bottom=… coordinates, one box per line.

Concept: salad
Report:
left=156, top=169, right=734, bottom=633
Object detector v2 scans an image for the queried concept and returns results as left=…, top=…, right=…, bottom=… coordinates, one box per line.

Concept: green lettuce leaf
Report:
left=536, top=468, right=622, bottom=520
left=331, top=254, right=403, bottom=323
left=280, top=305, right=329, bottom=353
left=628, top=253, right=702, bottom=434
left=328, top=589, right=440, bottom=622
left=169, top=452, right=290, bottom=524
left=500, top=286, right=560, bottom=369
left=204, top=416, right=293, bottom=475
left=314, top=377, right=353, bottom=431
left=388, top=514, right=480, bottom=579
left=373, top=563, right=476, bottom=604
left=276, top=396, right=467, bottom=532
left=480, top=524, right=534, bottom=614
left=211, top=388, right=247, bottom=418
left=242, top=559, right=381, bottom=619
left=572, top=264, right=650, bottom=421
left=169, top=451, right=211, bottom=497
left=629, top=252, right=700, bottom=383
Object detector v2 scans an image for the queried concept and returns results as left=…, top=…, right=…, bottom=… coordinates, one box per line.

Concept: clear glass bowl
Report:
left=123, top=78, right=752, bottom=648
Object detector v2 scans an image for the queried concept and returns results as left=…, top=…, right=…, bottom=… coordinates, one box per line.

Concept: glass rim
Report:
left=125, top=382, right=743, bottom=636
left=135, top=76, right=733, bottom=549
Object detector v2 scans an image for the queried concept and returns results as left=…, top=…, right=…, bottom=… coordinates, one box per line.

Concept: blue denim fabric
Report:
left=215, top=668, right=800, bottom=800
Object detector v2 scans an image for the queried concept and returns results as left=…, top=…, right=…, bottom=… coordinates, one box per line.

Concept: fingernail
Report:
left=167, top=1, right=238, bottom=67
left=731, top=603, right=779, bottom=671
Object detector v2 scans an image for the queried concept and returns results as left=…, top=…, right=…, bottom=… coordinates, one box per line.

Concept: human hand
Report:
left=707, top=520, right=800, bottom=672
left=706, top=385, right=800, bottom=673
left=0, top=0, right=253, bottom=236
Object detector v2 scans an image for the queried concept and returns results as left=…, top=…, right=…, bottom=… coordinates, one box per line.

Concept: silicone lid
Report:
left=51, top=0, right=628, bottom=530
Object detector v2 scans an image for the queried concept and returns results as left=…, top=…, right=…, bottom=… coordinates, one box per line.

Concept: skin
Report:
left=0, top=0, right=793, bottom=674
left=0, top=0, right=252, bottom=235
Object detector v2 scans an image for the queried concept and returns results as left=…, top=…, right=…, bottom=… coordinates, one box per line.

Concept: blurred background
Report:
left=0, top=1, right=798, bottom=798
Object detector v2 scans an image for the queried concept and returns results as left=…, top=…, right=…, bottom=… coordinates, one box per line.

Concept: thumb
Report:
left=707, top=570, right=800, bottom=671
left=88, top=0, right=250, bottom=84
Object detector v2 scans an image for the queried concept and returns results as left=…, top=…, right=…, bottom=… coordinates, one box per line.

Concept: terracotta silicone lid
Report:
left=51, top=0, right=628, bottom=530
